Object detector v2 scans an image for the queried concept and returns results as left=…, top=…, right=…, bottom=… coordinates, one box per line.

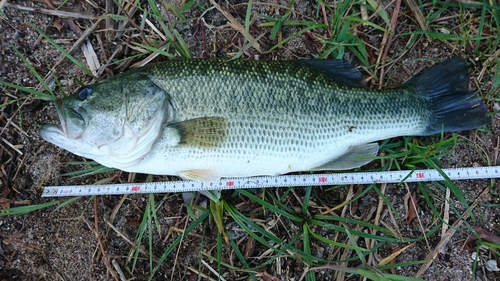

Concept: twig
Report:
left=441, top=187, right=451, bottom=240
left=93, top=197, right=120, bottom=281
left=5, top=152, right=17, bottom=190
left=381, top=0, right=401, bottom=61
left=105, top=0, right=114, bottom=41
left=169, top=216, right=191, bottom=281
left=3, top=3, right=96, bottom=20
left=111, top=259, right=127, bottom=281
left=414, top=185, right=491, bottom=278
left=38, top=18, right=103, bottom=91
left=403, top=182, right=431, bottom=251
left=1, top=137, right=23, bottom=155
left=209, top=0, right=262, bottom=53
left=81, top=39, right=101, bottom=76
left=201, top=17, right=207, bottom=58
left=320, top=3, right=331, bottom=37
left=109, top=195, right=128, bottom=224
left=201, top=259, right=228, bottom=281
left=403, top=0, right=427, bottom=31
left=105, top=219, right=153, bottom=259
left=187, top=266, right=218, bottom=281
left=367, top=161, right=391, bottom=266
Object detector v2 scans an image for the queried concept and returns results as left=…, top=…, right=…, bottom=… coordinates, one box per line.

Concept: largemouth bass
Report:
left=40, top=58, right=490, bottom=181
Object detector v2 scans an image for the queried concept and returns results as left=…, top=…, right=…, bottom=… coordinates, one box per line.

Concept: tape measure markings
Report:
left=41, top=166, right=500, bottom=197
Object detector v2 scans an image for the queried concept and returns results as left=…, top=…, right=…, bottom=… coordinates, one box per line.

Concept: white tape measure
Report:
left=41, top=166, right=500, bottom=197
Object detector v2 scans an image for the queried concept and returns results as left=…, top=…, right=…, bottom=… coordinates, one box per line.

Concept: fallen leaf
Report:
left=474, top=226, right=500, bottom=244
left=464, top=226, right=500, bottom=251
left=53, top=19, right=64, bottom=32
left=405, top=191, right=418, bottom=225
left=464, top=234, right=477, bottom=251
left=243, top=236, right=255, bottom=258
left=0, top=188, right=11, bottom=209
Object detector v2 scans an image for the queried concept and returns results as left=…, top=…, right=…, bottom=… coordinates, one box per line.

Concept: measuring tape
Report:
left=42, top=166, right=500, bottom=197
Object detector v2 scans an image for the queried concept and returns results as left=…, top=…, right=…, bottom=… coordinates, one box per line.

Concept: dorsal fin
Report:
left=298, top=59, right=366, bottom=88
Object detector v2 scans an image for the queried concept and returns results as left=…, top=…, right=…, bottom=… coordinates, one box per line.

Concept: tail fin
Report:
left=404, top=57, right=490, bottom=135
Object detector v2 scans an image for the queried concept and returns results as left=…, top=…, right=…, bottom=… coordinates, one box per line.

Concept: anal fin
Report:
left=179, top=169, right=222, bottom=202
left=311, top=143, right=379, bottom=171
left=179, top=169, right=221, bottom=182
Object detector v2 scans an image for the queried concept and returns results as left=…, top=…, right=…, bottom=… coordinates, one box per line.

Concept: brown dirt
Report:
left=1, top=1, right=499, bottom=281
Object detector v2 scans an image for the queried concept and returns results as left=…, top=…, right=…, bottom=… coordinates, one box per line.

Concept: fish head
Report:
left=40, top=74, right=173, bottom=167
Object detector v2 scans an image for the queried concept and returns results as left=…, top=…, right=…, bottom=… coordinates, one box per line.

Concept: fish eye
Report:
left=77, top=87, right=92, bottom=100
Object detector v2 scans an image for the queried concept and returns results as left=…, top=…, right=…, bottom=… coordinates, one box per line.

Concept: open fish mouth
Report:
left=50, top=99, right=86, bottom=139
left=39, top=100, right=68, bottom=141
left=39, top=99, right=95, bottom=159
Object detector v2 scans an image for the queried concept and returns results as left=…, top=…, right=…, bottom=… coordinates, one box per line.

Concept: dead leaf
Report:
left=405, top=191, right=418, bottom=225
left=464, top=235, right=476, bottom=252
left=53, top=19, right=64, bottom=32
left=243, top=236, right=255, bottom=258
left=63, top=19, right=83, bottom=37
left=474, top=226, right=500, bottom=244
left=0, top=188, right=11, bottom=209
left=464, top=226, right=500, bottom=251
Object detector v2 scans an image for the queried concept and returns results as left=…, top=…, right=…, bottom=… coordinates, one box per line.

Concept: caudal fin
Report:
left=404, top=57, right=490, bottom=135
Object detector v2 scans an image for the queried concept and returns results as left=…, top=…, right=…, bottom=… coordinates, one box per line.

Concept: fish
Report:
left=40, top=57, right=490, bottom=183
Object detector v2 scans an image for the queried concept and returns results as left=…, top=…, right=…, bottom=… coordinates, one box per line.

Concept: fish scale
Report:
left=40, top=58, right=489, bottom=182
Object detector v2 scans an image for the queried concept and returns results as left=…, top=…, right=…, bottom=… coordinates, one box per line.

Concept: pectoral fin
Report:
left=312, top=143, right=379, bottom=171
left=169, top=117, right=227, bottom=147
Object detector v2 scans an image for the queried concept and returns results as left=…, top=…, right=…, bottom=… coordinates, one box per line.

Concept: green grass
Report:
left=0, top=0, right=498, bottom=280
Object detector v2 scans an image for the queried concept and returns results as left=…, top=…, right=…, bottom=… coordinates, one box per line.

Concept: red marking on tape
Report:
left=416, top=172, right=425, bottom=179
left=318, top=177, right=328, bottom=183
left=62, top=190, right=69, bottom=194
left=226, top=181, right=234, bottom=187
left=131, top=186, right=141, bottom=191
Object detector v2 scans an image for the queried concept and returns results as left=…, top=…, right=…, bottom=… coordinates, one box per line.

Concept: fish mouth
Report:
left=40, top=99, right=86, bottom=140
left=53, top=99, right=70, bottom=137
left=53, top=99, right=86, bottom=139
left=39, top=100, right=67, bottom=141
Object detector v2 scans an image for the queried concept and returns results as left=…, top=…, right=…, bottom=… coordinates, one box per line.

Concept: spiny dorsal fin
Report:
left=169, top=117, right=228, bottom=147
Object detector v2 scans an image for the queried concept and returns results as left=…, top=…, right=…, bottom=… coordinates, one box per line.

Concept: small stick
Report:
left=210, top=0, right=262, bottom=53
left=105, top=219, right=153, bottom=259
left=93, top=197, right=120, bottom=281
left=381, top=0, right=401, bottom=61
left=404, top=0, right=427, bottom=31
left=3, top=3, right=96, bottom=20
left=414, top=185, right=490, bottom=278
left=111, top=259, right=127, bottom=281
left=37, top=18, right=103, bottom=91
left=169, top=216, right=191, bottom=281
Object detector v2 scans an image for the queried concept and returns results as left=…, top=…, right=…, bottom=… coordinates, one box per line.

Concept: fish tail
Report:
left=404, top=57, right=490, bottom=135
